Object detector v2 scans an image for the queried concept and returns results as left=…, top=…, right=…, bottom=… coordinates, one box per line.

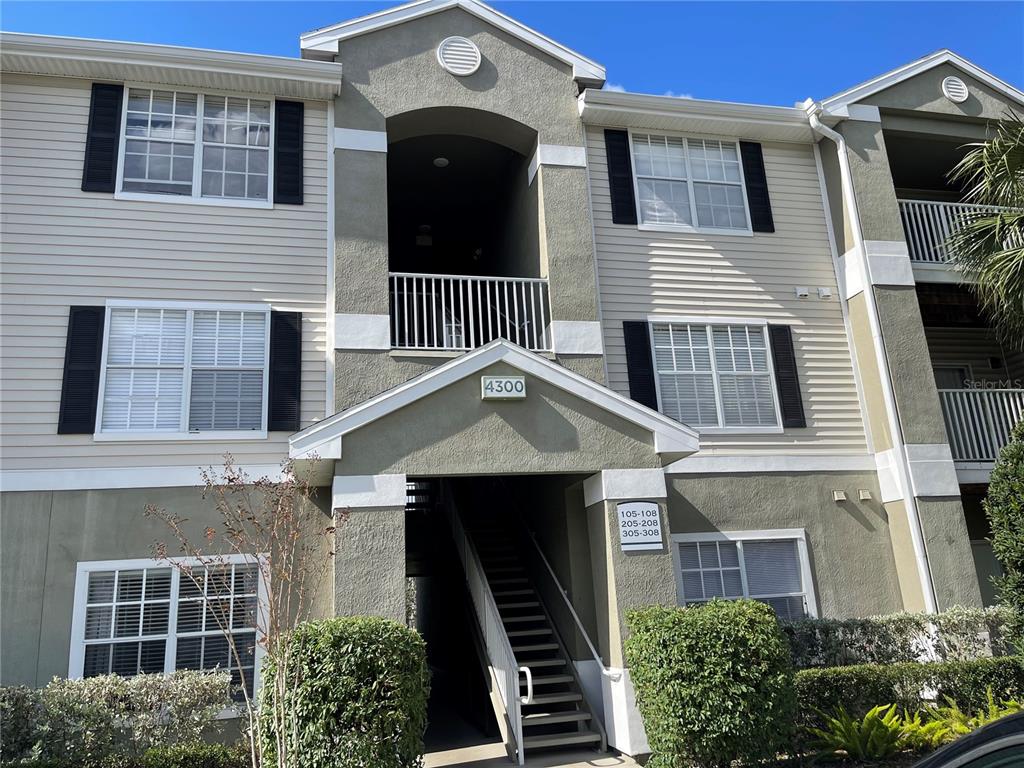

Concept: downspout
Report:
left=807, top=104, right=939, bottom=614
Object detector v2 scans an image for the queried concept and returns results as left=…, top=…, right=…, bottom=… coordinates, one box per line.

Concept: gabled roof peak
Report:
left=820, top=49, right=1024, bottom=112
left=300, top=0, right=605, bottom=85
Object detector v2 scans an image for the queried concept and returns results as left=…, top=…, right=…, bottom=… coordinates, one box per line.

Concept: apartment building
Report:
left=1, top=0, right=1021, bottom=761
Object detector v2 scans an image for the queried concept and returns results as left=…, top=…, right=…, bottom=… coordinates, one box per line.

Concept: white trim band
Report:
left=584, top=469, right=667, bottom=507
left=334, top=128, right=388, bottom=153
left=905, top=443, right=960, bottom=498
left=528, top=144, right=588, bottom=183
left=665, top=453, right=876, bottom=475
left=332, top=473, right=407, bottom=509
left=549, top=320, right=604, bottom=355
left=334, top=313, right=392, bottom=350
left=0, top=464, right=286, bottom=492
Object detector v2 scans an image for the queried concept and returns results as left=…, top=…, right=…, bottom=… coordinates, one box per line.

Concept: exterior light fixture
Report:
left=433, top=157, right=449, bottom=168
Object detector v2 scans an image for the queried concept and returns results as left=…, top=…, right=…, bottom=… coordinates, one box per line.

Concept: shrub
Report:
left=794, top=655, right=1024, bottom=730
left=808, top=704, right=904, bottom=761
left=139, top=743, right=250, bottom=768
left=0, top=671, right=232, bottom=766
left=929, top=688, right=1023, bottom=737
left=259, top=616, right=430, bottom=768
left=986, top=419, right=1024, bottom=645
left=782, top=605, right=1014, bottom=668
left=625, top=601, right=796, bottom=768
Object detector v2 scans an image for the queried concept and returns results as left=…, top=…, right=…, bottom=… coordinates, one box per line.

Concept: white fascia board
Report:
left=0, top=32, right=343, bottom=100
left=0, top=464, right=287, bottom=492
left=300, top=0, right=605, bottom=84
left=289, top=339, right=699, bottom=459
left=332, top=473, right=407, bottom=509
left=664, top=454, right=876, bottom=475
left=583, top=469, right=667, bottom=507
left=820, top=49, right=1024, bottom=113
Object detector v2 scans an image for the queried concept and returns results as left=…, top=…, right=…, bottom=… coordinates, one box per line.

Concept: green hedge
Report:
left=794, top=655, right=1024, bottom=729
left=625, top=601, right=796, bottom=768
left=259, top=616, right=430, bottom=768
left=2, top=743, right=248, bottom=768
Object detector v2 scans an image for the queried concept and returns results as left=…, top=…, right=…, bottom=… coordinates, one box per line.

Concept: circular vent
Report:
left=942, top=76, right=969, bottom=103
left=437, top=36, right=481, bottom=76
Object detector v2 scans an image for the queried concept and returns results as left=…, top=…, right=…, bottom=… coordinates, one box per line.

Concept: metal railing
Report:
left=899, top=199, right=1014, bottom=264
left=390, top=272, right=551, bottom=351
left=445, top=498, right=530, bottom=764
left=938, top=388, right=1024, bottom=461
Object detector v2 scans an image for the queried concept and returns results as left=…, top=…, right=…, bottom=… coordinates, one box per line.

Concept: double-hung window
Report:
left=70, top=557, right=263, bottom=697
left=651, top=321, right=780, bottom=430
left=120, top=88, right=272, bottom=204
left=631, top=133, right=750, bottom=233
left=673, top=530, right=816, bottom=620
left=96, top=303, right=270, bottom=438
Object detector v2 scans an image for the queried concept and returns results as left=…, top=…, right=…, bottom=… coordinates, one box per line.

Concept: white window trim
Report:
left=628, top=129, right=754, bottom=237
left=647, top=315, right=784, bottom=434
left=68, top=554, right=268, bottom=695
left=670, top=528, right=818, bottom=618
left=93, top=300, right=271, bottom=442
left=114, top=83, right=275, bottom=210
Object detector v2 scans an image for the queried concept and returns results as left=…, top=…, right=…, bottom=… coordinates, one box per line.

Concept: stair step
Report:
left=523, top=711, right=591, bottom=726
left=511, top=642, right=558, bottom=652
left=497, top=601, right=540, bottom=609
left=507, top=628, right=552, bottom=638
left=522, top=674, right=574, bottom=686
left=489, top=577, right=528, bottom=585
left=524, top=692, right=582, bottom=706
left=489, top=589, right=532, bottom=602
left=523, top=732, right=601, bottom=750
left=503, top=614, right=544, bottom=623
left=482, top=555, right=518, bottom=562
left=487, top=566, right=525, bottom=574
left=525, top=658, right=567, bottom=668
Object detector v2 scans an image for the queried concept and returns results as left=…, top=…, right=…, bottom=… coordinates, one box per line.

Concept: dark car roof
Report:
left=913, top=712, right=1024, bottom=768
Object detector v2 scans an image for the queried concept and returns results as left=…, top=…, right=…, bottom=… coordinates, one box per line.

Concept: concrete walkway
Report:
left=424, top=743, right=641, bottom=768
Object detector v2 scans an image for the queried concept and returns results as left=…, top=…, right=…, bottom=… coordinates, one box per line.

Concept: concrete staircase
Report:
left=469, top=524, right=606, bottom=756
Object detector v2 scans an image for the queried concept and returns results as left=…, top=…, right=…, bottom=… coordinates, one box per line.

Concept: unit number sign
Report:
left=481, top=375, right=526, bottom=400
left=616, top=501, right=664, bottom=551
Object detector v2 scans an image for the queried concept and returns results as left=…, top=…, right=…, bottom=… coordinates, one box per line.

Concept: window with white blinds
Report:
left=71, top=557, right=262, bottom=697
left=651, top=322, right=780, bottom=429
left=98, top=305, right=269, bottom=436
left=674, top=532, right=814, bottom=620
left=631, top=133, right=750, bottom=232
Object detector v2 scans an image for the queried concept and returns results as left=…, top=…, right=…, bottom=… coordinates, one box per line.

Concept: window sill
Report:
left=93, top=430, right=269, bottom=442
left=637, top=223, right=753, bottom=238
left=113, top=191, right=274, bottom=210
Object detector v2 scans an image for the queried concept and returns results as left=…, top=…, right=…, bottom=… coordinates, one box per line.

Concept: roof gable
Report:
left=290, top=340, right=698, bottom=463
left=300, top=0, right=605, bottom=85
left=821, top=50, right=1024, bottom=113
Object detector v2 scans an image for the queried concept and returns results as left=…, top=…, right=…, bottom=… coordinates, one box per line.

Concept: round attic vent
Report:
left=941, top=76, right=969, bottom=104
left=437, top=36, right=481, bottom=76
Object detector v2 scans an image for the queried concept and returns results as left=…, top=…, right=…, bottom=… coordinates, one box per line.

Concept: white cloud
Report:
left=603, top=82, right=626, bottom=92
left=662, top=90, right=694, bottom=99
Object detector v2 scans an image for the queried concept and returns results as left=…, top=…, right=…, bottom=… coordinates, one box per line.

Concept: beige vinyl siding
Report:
left=924, top=327, right=1024, bottom=385
left=0, top=73, right=328, bottom=471
left=586, top=126, right=867, bottom=455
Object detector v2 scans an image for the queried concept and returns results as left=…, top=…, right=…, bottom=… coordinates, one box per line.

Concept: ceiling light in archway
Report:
left=433, top=157, right=450, bottom=168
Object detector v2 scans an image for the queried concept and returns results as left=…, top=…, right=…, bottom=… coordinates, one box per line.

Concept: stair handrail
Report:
left=444, top=497, right=528, bottom=764
left=522, top=526, right=622, bottom=682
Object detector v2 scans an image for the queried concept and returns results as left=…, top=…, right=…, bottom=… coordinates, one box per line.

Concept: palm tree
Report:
left=946, top=113, right=1024, bottom=342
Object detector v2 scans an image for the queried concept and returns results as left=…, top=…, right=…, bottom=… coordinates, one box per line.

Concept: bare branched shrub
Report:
left=145, top=455, right=345, bottom=768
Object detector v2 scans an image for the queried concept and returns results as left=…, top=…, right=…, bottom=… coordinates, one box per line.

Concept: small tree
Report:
left=985, top=419, right=1024, bottom=646
left=146, top=455, right=342, bottom=768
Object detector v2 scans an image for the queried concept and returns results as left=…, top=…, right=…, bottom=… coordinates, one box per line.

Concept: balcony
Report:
left=938, top=388, right=1024, bottom=462
left=899, top=199, right=1011, bottom=264
left=389, top=272, right=551, bottom=352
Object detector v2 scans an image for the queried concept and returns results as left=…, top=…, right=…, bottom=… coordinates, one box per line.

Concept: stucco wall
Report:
left=667, top=471, right=905, bottom=618
left=918, top=498, right=984, bottom=610
left=333, top=506, right=407, bottom=623
left=0, top=487, right=333, bottom=687
left=863, top=63, right=1018, bottom=122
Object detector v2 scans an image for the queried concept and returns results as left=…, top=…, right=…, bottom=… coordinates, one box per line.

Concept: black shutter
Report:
left=739, top=141, right=775, bottom=233
left=768, top=325, right=806, bottom=428
left=268, top=311, right=302, bottom=431
left=273, top=100, right=304, bottom=205
left=81, top=83, right=124, bottom=193
left=58, top=306, right=106, bottom=434
left=622, top=321, right=658, bottom=410
left=604, top=130, right=637, bottom=225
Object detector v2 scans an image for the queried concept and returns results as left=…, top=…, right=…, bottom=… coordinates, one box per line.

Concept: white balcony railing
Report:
left=899, top=199, right=1014, bottom=264
left=390, top=272, right=551, bottom=352
left=939, top=388, right=1024, bottom=462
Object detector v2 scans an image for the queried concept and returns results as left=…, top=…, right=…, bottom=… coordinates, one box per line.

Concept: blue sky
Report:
left=3, top=1, right=1021, bottom=106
